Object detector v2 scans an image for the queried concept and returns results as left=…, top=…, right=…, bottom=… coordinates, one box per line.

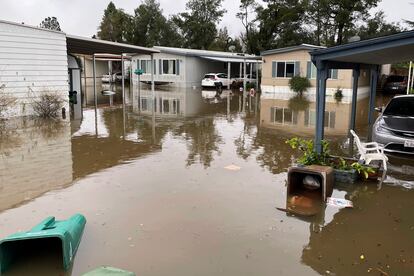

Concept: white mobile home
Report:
left=0, top=20, right=157, bottom=118
left=132, top=47, right=261, bottom=88
left=0, top=20, right=69, bottom=117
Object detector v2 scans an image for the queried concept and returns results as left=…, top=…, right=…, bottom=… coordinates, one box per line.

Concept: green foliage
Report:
left=97, top=2, right=132, bottom=43
left=237, top=0, right=258, bottom=54
left=351, top=162, right=376, bottom=179
left=334, top=88, right=343, bottom=102
left=39, top=17, right=61, bottom=31
left=288, top=95, right=310, bottom=111
left=173, top=0, right=226, bottom=49
left=208, top=27, right=241, bottom=52
left=355, top=11, right=401, bottom=40
left=131, top=0, right=182, bottom=47
left=286, top=137, right=330, bottom=166
left=289, top=76, right=311, bottom=94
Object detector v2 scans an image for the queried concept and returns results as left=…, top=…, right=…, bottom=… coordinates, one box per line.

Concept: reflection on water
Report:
left=0, top=118, right=72, bottom=211
left=260, top=93, right=370, bottom=135
left=0, top=87, right=413, bottom=276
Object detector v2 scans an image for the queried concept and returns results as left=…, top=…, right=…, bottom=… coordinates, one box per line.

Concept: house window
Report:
left=270, top=107, right=298, bottom=125
left=162, top=59, right=177, bottom=75
left=140, top=60, right=152, bottom=74
left=328, top=69, right=338, bottom=80
left=304, top=110, right=336, bottom=128
left=307, top=61, right=338, bottom=80
left=272, top=61, right=299, bottom=78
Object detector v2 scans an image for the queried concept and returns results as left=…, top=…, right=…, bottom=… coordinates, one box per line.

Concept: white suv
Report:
left=201, top=73, right=232, bottom=88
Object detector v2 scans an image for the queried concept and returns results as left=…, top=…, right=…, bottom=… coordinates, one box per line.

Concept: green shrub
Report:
left=289, top=76, right=311, bottom=94
left=286, top=137, right=330, bottom=166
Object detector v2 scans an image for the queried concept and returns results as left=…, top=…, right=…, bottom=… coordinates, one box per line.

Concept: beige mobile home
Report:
left=260, top=44, right=371, bottom=98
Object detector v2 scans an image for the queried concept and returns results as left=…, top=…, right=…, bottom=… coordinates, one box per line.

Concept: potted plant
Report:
left=286, top=138, right=377, bottom=183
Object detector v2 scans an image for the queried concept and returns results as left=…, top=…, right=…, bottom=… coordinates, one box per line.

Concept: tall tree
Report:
left=307, top=0, right=380, bottom=46
left=132, top=0, right=182, bottom=47
left=355, top=11, right=401, bottom=40
left=173, top=0, right=226, bottom=49
left=39, top=17, right=61, bottom=31
left=237, top=0, right=257, bottom=54
left=97, top=2, right=132, bottom=42
left=255, top=0, right=311, bottom=50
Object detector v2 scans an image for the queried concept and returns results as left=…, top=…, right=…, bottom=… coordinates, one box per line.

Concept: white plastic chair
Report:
left=350, top=129, right=388, bottom=172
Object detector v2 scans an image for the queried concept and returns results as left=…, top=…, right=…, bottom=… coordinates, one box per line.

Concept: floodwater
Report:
left=0, top=85, right=413, bottom=275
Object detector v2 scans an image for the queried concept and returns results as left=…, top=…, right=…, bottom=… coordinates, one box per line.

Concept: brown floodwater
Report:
left=0, top=87, right=413, bottom=275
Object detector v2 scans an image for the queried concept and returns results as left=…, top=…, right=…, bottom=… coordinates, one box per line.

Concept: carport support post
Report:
left=227, top=62, right=231, bottom=89
left=121, top=54, right=125, bottom=106
left=151, top=53, right=155, bottom=109
left=368, top=66, right=379, bottom=127
left=349, top=67, right=360, bottom=133
left=243, top=59, right=247, bottom=112
left=121, top=54, right=126, bottom=139
left=315, top=61, right=328, bottom=154
left=255, top=63, right=259, bottom=90
left=93, top=54, right=97, bottom=109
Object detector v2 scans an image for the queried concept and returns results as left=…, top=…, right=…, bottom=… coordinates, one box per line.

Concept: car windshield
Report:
left=387, top=75, right=405, bottom=83
left=384, top=97, right=414, bottom=117
left=204, top=74, right=215, bottom=79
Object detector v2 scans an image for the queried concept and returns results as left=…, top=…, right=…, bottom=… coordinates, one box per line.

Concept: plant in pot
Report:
left=286, top=137, right=330, bottom=166
left=287, top=138, right=376, bottom=183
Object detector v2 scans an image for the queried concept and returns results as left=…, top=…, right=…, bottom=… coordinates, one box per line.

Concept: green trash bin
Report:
left=0, top=214, right=86, bottom=272
left=83, top=266, right=135, bottom=276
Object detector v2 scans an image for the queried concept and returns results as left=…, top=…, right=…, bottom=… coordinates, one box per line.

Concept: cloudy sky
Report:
left=0, top=0, right=412, bottom=38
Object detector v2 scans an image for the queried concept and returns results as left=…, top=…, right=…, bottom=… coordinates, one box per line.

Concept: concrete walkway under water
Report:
left=0, top=88, right=413, bottom=275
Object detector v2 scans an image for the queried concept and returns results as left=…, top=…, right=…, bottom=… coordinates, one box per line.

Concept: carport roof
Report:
left=200, top=56, right=262, bottom=63
left=66, top=35, right=159, bottom=55
left=310, top=30, right=414, bottom=65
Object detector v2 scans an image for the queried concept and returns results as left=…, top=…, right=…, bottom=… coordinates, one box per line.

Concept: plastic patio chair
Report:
left=350, top=129, right=388, bottom=173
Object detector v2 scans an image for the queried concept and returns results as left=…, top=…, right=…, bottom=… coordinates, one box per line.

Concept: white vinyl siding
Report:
left=272, top=61, right=300, bottom=78
left=0, top=22, right=69, bottom=117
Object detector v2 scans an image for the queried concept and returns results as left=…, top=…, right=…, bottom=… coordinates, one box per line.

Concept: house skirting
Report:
left=260, top=85, right=371, bottom=100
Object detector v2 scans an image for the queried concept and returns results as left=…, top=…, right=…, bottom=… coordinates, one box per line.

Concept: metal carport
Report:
left=310, top=30, right=414, bottom=153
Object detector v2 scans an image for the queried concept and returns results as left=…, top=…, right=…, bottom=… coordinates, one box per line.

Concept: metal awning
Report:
left=311, top=30, right=414, bottom=65
left=310, top=30, right=414, bottom=154
left=200, top=56, right=262, bottom=63
left=66, top=35, right=159, bottom=55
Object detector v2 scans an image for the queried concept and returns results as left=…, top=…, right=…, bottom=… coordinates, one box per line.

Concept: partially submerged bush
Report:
left=286, top=137, right=330, bottom=166
left=289, top=76, right=311, bottom=94
left=31, top=92, right=65, bottom=118
left=0, top=84, right=17, bottom=118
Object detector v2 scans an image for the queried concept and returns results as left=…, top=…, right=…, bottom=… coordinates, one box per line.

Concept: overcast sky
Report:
left=0, top=0, right=412, bottom=38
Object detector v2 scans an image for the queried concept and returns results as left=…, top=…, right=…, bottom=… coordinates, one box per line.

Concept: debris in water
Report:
left=327, top=197, right=353, bottom=208
left=224, top=164, right=241, bottom=171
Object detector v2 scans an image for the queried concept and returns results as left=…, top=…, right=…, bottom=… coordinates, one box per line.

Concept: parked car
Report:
left=372, top=95, right=414, bottom=155
left=201, top=73, right=233, bottom=88
left=232, top=74, right=257, bottom=88
left=101, top=74, right=114, bottom=83
left=383, top=75, right=408, bottom=94
left=113, top=72, right=130, bottom=82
